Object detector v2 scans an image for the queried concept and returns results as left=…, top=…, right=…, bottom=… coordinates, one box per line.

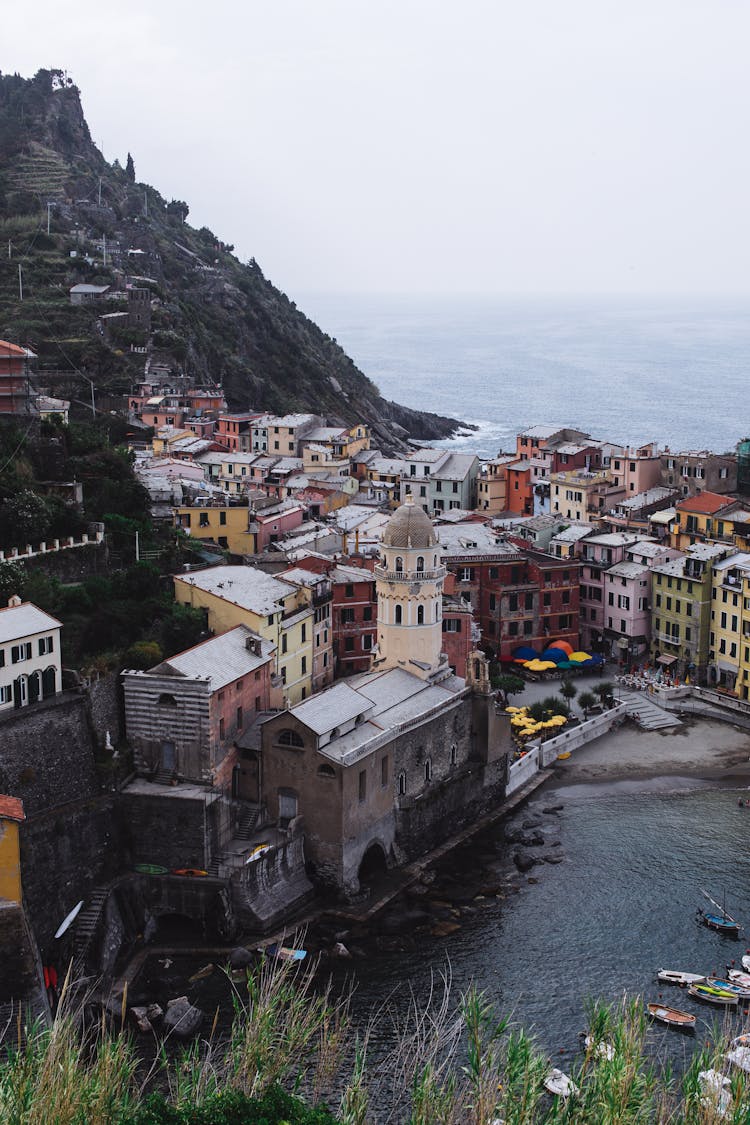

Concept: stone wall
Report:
left=395, top=758, right=508, bottom=860
left=118, top=789, right=220, bottom=871
left=230, top=825, right=314, bottom=930
left=12, top=540, right=108, bottom=583
left=0, top=693, right=100, bottom=815
left=85, top=670, right=124, bottom=750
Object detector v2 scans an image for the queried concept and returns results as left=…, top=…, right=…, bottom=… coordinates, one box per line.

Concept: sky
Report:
left=3, top=1, right=749, bottom=298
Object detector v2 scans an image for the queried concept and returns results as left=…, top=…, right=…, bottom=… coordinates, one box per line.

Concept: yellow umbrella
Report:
left=569, top=651, right=591, bottom=662
left=537, top=661, right=558, bottom=670
left=505, top=706, right=521, bottom=713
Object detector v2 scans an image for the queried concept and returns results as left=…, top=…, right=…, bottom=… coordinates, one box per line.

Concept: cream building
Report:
left=372, top=493, right=448, bottom=680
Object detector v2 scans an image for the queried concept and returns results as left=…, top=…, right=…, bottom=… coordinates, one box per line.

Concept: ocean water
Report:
left=297, top=294, right=750, bottom=457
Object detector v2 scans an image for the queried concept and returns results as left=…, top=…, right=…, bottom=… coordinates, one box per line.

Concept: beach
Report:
left=550, top=715, right=750, bottom=786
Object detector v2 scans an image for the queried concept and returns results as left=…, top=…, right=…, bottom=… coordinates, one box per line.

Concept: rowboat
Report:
left=705, top=977, right=750, bottom=999
left=135, top=863, right=168, bottom=875
left=726, top=1045, right=750, bottom=1074
left=728, top=969, right=750, bottom=988
left=544, top=1068, right=579, bottom=1098
left=647, top=1002, right=696, bottom=1029
left=656, top=969, right=705, bottom=986
left=742, top=954, right=750, bottom=973
left=172, top=868, right=208, bottom=877
left=245, top=843, right=271, bottom=864
left=263, top=943, right=307, bottom=962
left=698, top=1069, right=732, bottom=1117
left=698, top=890, right=741, bottom=937
left=688, top=983, right=738, bottom=1006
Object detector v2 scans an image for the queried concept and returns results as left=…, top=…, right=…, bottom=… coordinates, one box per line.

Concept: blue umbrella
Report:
left=541, top=648, right=566, bottom=663
left=512, top=645, right=538, bottom=661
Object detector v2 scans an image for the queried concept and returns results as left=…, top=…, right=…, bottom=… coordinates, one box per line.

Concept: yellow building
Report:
left=709, top=553, right=750, bottom=694
left=174, top=504, right=254, bottom=554
left=174, top=565, right=315, bottom=703
left=151, top=426, right=194, bottom=457
left=670, top=492, right=738, bottom=551
left=476, top=456, right=515, bottom=515
left=0, top=795, right=25, bottom=905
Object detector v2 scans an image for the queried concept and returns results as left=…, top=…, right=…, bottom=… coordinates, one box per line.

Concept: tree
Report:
left=594, top=681, right=615, bottom=707
left=491, top=671, right=525, bottom=706
left=0, top=560, right=27, bottom=605
left=578, top=690, right=597, bottom=719
left=559, top=679, right=577, bottom=714
left=125, top=152, right=135, bottom=182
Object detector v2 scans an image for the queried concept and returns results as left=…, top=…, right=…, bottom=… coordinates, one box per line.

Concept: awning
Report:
left=657, top=654, right=678, bottom=666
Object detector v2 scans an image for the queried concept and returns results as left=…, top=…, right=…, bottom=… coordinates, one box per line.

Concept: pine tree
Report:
left=125, top=152, right=135, bottom=182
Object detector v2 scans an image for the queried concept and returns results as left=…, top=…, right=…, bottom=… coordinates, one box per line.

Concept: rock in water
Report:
left=163, top=996, right=204, bottom=1039
left=228, top=946, right=255, bottom=968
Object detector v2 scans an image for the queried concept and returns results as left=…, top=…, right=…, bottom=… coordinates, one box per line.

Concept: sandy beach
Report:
left=551, top=715, right=750, bottom=786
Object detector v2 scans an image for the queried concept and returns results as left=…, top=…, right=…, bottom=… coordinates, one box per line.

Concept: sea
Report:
left=297, top=293, right=750, bottom=456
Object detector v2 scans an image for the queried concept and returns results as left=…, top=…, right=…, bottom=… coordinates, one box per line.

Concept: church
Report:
left=259, top=494, right=512, bottom=894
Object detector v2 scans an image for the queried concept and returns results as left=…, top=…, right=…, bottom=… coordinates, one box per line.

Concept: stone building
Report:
left=259, top=496, right=511, bottom=894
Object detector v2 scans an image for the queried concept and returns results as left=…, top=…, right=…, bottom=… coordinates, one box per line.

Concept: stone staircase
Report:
left=618, top=691, right=682, bottom=731
left=150, top=768, right=176, bottom=786
left=71, top=889, right=109, bottom=974
left=235, top=805, right=261, bottom=840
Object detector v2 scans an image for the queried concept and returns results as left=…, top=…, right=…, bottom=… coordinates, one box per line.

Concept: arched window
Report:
left=317, top=764, right=336, bottom=778
left=417, top=605, right=424, bottom=625
left=416, top=555, right=425, bottom=572
left=395, top=604, right=403, bottom=625
left=450, top=743, right=458, bottom=766
left=398, top=771, right=406, bottom=795
left=395, top=555, right=404, bottom=573
left=424, top=758, right=432, bottom=782
left=433, top=554, right=438, bottom=568
left=277, top=728, right=304, bottom=747
left=28, top=670, right=41, bottom=705
left=42, top=666, right=56, bottom=698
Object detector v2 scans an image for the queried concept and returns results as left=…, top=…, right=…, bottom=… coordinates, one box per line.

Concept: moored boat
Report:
left=688, top=982, right=738, bottom=1006
left=698, top=1069, right=732, bottom=1117
left=544, top=1068, right=579, bottom=1098
left=729, top=969, right=750, bottom=988
left=726, top=1045, right=750, bottom=1073
left=261, top=943, right=307, bottom=962
left=705, top=977, right=750, bottom=999
left=742, top=954, right=750, bottom=974
left=584, top=1035, right=615, bottom=1060
left=698, top=890, right=741, bottom=936
left=656, top=969, right=705, bottom=986
left=647, top=1002, right=696, bottom=1029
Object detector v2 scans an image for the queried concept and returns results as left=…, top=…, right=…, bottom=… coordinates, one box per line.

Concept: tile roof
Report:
left=175, top=566, right=295, bottom=615
left=676, top=492, right=733, bottom=515
left=0, top=796, right=24, bottom=822
left=293, top=682, right=372, bottom=734
left=157, top=626, right=275, bottom=690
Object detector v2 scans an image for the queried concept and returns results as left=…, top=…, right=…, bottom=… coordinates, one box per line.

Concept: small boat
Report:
left=698, top=890, right=741, bottom=936
left=135, top=863, right=168, bottom=875
left=742, top=954, right=750, bottom=974
left=726, top=1045, right=750, bottom=1073
left=584, top=1035, right=615, bottom=1060
left=262, top=943, right=307, bottom=962
left=54, top=900, right=84, bottom=939
left=706, top=977, right=750, bottom=999
left=656, top=969, right=705, bottom=987
left=731, top=1033, right=750, bottom=1049
left=188, top=963, right=215, bottom=983
left=729, top=969, right=750, bottom=988
left=698, top=1069, right=732, bottom=1117
left=557, top=750, right=572, bottom=760
left=688, top=983, right=738, bottom=1007
left=647, top=1002, right=696, bottom=1029
left=245, top=843, right=272, bottom=864
left=172, top=868, right=208, bottom=877
left=544, top=1068, right=579, bottom=1098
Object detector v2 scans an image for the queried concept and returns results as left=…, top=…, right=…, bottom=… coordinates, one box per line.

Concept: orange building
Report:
left=0, top=341, right=37, bottom=415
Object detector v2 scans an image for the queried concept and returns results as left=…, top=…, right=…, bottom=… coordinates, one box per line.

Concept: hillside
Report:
left=0, top=69, right=461, bottom=449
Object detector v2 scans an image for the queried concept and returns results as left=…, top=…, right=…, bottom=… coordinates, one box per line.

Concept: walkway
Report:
left=617, top=690, right=682, bottom=731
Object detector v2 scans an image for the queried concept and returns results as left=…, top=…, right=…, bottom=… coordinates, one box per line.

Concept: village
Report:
left=3, top=337, right=750, bottom=1024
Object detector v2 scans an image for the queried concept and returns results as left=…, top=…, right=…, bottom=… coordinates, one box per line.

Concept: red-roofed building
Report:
left=0, top=796, right=24, bottom=823
left=671, top=492, right=738, bottom=550
left=0, top=340, right=37, bottom=415
left=0, top=794, right=24, bottom=905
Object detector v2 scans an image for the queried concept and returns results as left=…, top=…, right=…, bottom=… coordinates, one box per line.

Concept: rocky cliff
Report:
left=0, top=69, right=460, bottom=449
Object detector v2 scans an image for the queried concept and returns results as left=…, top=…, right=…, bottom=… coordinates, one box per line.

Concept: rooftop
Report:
left=0, top=796, right=24, bottom=823
left=149, top=626, right=275, bottom=690
left=606, top=560, right=649, bottom=579
left=676, top=492, right=734, bottom=515
left=0, top=602, right=62, bottom=646
left=613, top=486, right=678, bottom=511
left=175, top=566, right=295, bottom=615
left=381, top=495, right=437, bottom=550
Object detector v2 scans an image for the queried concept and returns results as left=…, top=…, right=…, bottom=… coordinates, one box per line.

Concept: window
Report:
left=11, top=643, right=31, bottom=664
left=345, top=584, right=354, bottom=597
left=417, top=605, right=424, bottom=625
left=450, top=743, right=457, bottom=766
left=416, top=556, right=425, bottom=572
left=362, top=634, right=373, bottom=651
left=38, top=636, right=54, bottom=655
left=524, top=592, right=533, bottom=610
left=219, top=511, right=227, bottom=525
left=236, top=706, right=243, bottom=728
left=543, top=592, right=551, bottom=608
left=0, top=685, right=11, bottom=704
left=340, top=607, right=355, bottom=624
left=381, top=756, right=389, bottom=787
left=344, top=637, right=355, bottom=652
left=359, top=770, right=367, bottom=802
left=219, top=717, right=225, bottom=739
left=443, top=619, right=460, bottom=633
left=395, top=605, right=403, bottom=624
left=523, top=620, right=533, bottom=636
left=363, top=605, right=373, bottom=621
left=281, top=667, right=287, bottom=684
left=277, top=728, right=304, bottom=747
left=301, top=656, right=307, bottom=674
left=508, top=622, right=519, bottom=636
left=489, top=594, right=497, bottom=611
left=199, top=512, right=209, bottom=527
left=424, top=758, right=432, bottom=782
left=0, top=649, right=4, bottom=668
left=395, top=556, right=404, bottom=572
left=282, top=634, right=288, bottom=654
left=398, top=771, right=406, bottom=795
left=460, top=567, right=474, bottom=582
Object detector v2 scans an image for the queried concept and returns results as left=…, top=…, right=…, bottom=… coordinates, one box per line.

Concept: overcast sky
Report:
left=3, top=1, right=749, bottom=298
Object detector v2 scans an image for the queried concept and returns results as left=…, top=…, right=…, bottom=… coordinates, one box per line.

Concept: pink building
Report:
left=576, top=533, right=645, bottom=652
left=247, top=503, right=305, bottom=551
left=602, top=560, right=652, bottom=665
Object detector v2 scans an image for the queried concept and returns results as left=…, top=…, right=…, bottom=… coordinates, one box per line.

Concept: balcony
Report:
left=374, top=565, right=446, bottom=582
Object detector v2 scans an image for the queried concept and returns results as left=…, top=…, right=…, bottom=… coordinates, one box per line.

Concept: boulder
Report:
left=522, top=817, right=543, bottom=829
left=331, top=942, right=352, bottom=959
left=513, top=850, right=536, bottom=873
left=543, top=804, right=564, bottom=814
left=228, top=946, right=255, bottom=969
left=163, top=996, right=204, bottom=1039
left=146, top=1002, right=163, bottom=1023
left=129, top=1006, right=152, bottom=1034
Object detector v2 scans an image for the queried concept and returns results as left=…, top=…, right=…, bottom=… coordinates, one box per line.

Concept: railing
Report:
left=374, top=565, right=445, bottom=581
left=0, top=530, right=105, bottom=562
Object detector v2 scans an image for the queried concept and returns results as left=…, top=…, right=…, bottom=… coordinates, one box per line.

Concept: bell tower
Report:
left=373, top=493, right=448, bottom=680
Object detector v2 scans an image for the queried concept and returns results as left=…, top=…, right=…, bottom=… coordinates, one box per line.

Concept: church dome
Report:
left=381, top=493, right=438, bottom=549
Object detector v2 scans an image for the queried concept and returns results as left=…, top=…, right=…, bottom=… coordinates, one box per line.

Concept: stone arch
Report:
left=416, top=555, right=425, bottom=572
left=395, top=555, right=404, bottom=573
left=357, top=840, right=388, bottom=886
left=42, top=665, right=56, bottom=697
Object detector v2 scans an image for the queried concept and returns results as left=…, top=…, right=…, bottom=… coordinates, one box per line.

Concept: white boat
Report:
left=584, top=1035, right=615, bottom=1060
left=730, top=969, right=750, bottom=988
left=698, top=1069, right=732, bottom=1117
left=544, top=1068, right=579, bottom=1098
left=742, top=954, right=750, bottom=974
left=656, top=969, right=705, bottom=986
left=726, top=1045, right=750, bottom=1074
left=54, top=900, right=84, bottom=939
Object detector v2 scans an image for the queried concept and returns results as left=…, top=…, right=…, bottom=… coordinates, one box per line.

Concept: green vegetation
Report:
left=577, top=690, right=597, bottom=718
left=490, top=670, right=526, bottom=706
left=1, top=958, right=748, bottom=1123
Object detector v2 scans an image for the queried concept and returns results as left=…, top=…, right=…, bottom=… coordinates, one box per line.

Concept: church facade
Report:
left=259, top=495, right=512, bottom=894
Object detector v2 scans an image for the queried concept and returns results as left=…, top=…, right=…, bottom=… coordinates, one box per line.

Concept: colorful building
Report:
left=707, top=553, right=750, bottom=693
left=0, top=340, right=37, bottom=415
left=650, top=542, right=733, bottom=682
left=0, top=795, right=25, bottom=905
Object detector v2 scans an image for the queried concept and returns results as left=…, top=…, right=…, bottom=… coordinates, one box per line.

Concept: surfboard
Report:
left=54, top=900, right=84, bottom=939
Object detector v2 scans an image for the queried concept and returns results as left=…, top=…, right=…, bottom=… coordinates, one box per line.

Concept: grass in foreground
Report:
left=1, top=958, right=749, bottom=1123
